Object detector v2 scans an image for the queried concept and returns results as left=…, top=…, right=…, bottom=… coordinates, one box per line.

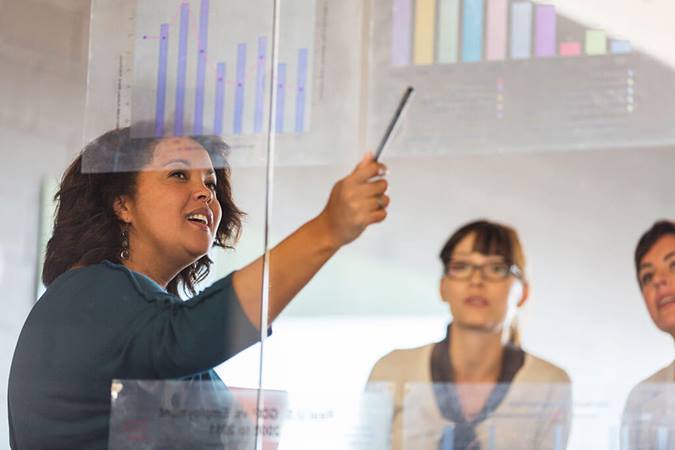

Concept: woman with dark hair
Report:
left=368, top=220, right=571, bottom=450
left=622, top=220, right=675, bottom=449
left=8, top=127, right=390, bottom=448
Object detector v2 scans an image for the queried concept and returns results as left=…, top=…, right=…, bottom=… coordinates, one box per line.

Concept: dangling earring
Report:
left=120, top=227, right=130, bottom=260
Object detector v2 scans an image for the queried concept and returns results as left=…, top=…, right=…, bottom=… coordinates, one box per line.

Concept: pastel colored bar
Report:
left=511, top=2, right=533, bottom=60
left=414, top=0, right=436, bottom=65
left=437, top=0, right=460, bottom=63
left=554, top=425, right=563, bottom=450
left=154, top=24, right=169, bottom=137
left=392, top=0, right=412, bottom=65
left=174, top=2, right=189, bottom=136
left=193, top=0, right=209, bottom=135
left=535, top=4, right=556, bottom=58
left=657, top=426, right=668, bottom=450
left=559, top=41, right=581, bottom=56
left=254, top=37, right=267, bottom=133
left=486, top=0, right=507, bottom=61
left=295, top=48, right=308, bottom=133
left=276, top=63, right=286, bottom=133
left=233, top=43, right=246, bottom=135
left=610, top=39, right=632, bottom=54
left=214, top=63, right=225, bottom=135
left=585, top=30, right=607, bottom=55
left=462, top=0, right=484, bottom=62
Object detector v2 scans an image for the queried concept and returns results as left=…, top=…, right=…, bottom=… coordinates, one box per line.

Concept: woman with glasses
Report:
left=368, top=220, right=571, bottom=450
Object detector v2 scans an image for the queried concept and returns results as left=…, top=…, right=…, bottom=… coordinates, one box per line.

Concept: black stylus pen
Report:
left=374, top=86, right=415, bottom=161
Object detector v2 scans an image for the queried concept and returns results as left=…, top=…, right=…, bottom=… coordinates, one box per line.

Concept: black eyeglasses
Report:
left=445, top=260, right=522, bottom=281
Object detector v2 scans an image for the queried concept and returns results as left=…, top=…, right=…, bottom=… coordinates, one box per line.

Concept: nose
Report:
left=468, top=266, right=484, bottom=285
left=653, top=269, right=672, bottom=288
left=195, top=183, right=214, bottom=204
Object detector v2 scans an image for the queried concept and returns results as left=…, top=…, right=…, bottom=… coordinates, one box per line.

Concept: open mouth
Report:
left=658, top=295, right=675, bottom=309
left=187, top=213, right=210, bottom=227
left=464, top=296, right=489, bottom=307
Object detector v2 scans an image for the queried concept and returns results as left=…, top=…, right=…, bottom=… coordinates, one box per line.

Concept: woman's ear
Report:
left=516, top=281, right=530, bottom=308
left=439, top=276, right=449, bottom=304
left=113, top=195, right=133, bottom=224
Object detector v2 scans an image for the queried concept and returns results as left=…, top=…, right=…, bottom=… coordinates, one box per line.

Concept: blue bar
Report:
left=254, top=37, right=267, bottom=133
left=276, top=63, right=287, bottom=133
left=439, top=426, right=454, bottom=450
left=511, top=2, right=533, bottom=60
left=233, top=43, right=246, bottom=135
left=611, top=40, right=632, bottom=54
left=487, top=425, right=496, bottom=450
left=295, top=48, right=308, bottom=133
left=554, top=425, right=563, bottom=450
left=461, top=0, right=484, bottom=62
left=194, top=0, right=209, bottom=135
left=174, top=2, right=189, bottom=136
left=155, top=24, right=169, bottom=137
left=214, top=63, right=226, bottom=135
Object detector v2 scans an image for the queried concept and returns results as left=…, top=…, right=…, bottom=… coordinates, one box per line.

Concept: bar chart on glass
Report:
left=368, top=0, right=675, bottom=156
left=391, top=0, right=633, bottom=66
left=131, top=0, right=315, bottom=142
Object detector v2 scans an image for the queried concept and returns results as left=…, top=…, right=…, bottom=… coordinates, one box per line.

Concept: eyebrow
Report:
left=638, top=263, right=653, bottom=272
left=162, top=159, right=191, bottom=167
left=451, top=253, right=506, bottom=260
left=162, top=159, right=215, bottom=175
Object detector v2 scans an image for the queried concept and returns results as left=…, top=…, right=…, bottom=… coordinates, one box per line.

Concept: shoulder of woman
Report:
left=48, top=261, right=164, bottom=302
left=368, top=344, right=433, bottom=381
left=517, top=352, right=571, bottom=383
left=630, top=360, right=675, bottom=388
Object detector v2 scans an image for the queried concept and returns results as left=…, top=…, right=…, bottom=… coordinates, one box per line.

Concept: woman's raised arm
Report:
left=232, top=153, right=389, bottom=328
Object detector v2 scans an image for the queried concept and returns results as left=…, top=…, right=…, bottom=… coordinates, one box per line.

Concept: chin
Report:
left=455, top=319, right=500, bottom=334
left=183, top=246, right=210, bottom=263
left=657, top=319, right=675, bottom=337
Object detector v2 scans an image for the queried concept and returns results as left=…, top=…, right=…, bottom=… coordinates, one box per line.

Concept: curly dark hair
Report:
left=42, top=127, right=244, bottom=296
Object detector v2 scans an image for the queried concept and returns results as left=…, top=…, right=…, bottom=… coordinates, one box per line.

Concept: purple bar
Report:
left=233, top=43, right=246, bottom=135
left=254, top=37, right=267, bottom=133
left=392, top=0, right=412, bottom=66
left=174, top=2, right=189, bottom=136
left=154, top=24, right=169, bottom=137
left=535, top=4, right=556, bottom=58
left=214, top=63, right=226, bottom=135
left=194, top=0, right=209, bottom=135
left=276, top=63, right=287, bottom=133
left=295, top=49, right=308, bottom=133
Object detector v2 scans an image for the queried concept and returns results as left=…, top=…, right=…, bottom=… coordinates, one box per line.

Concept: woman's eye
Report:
left=490, top=264, right=509, bottom=275
left=641, top=272, right=654, bottom=286
left=451, top=263, right=469, bottom=271
left=207, top=182, right=217, bottom=191
left=170, top=170, right=187, bottom=180
left=669, top=261, right=675, bottom=273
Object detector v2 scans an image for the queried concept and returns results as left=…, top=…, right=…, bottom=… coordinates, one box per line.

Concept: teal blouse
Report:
left=8, top=261, right=262, bottom=449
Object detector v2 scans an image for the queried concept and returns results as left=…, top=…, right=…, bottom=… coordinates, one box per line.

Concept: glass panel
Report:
left=109, top=380, right=288, bottom=449
left=261, top=0, right=675, bottom=449
left=8, top=0, right=276, bottom=447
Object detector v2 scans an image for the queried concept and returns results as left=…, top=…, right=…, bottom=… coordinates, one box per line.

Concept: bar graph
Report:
left=390, top=0, right=633, bottom=66
left=132, top=0, right=315, bottom=138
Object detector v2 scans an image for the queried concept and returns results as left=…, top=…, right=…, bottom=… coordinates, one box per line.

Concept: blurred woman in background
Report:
left=369, top=220, right=571, bottom=450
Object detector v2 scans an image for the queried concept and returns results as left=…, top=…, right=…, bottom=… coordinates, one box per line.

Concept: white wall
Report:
left=0, top=0, right=89, bottom=445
